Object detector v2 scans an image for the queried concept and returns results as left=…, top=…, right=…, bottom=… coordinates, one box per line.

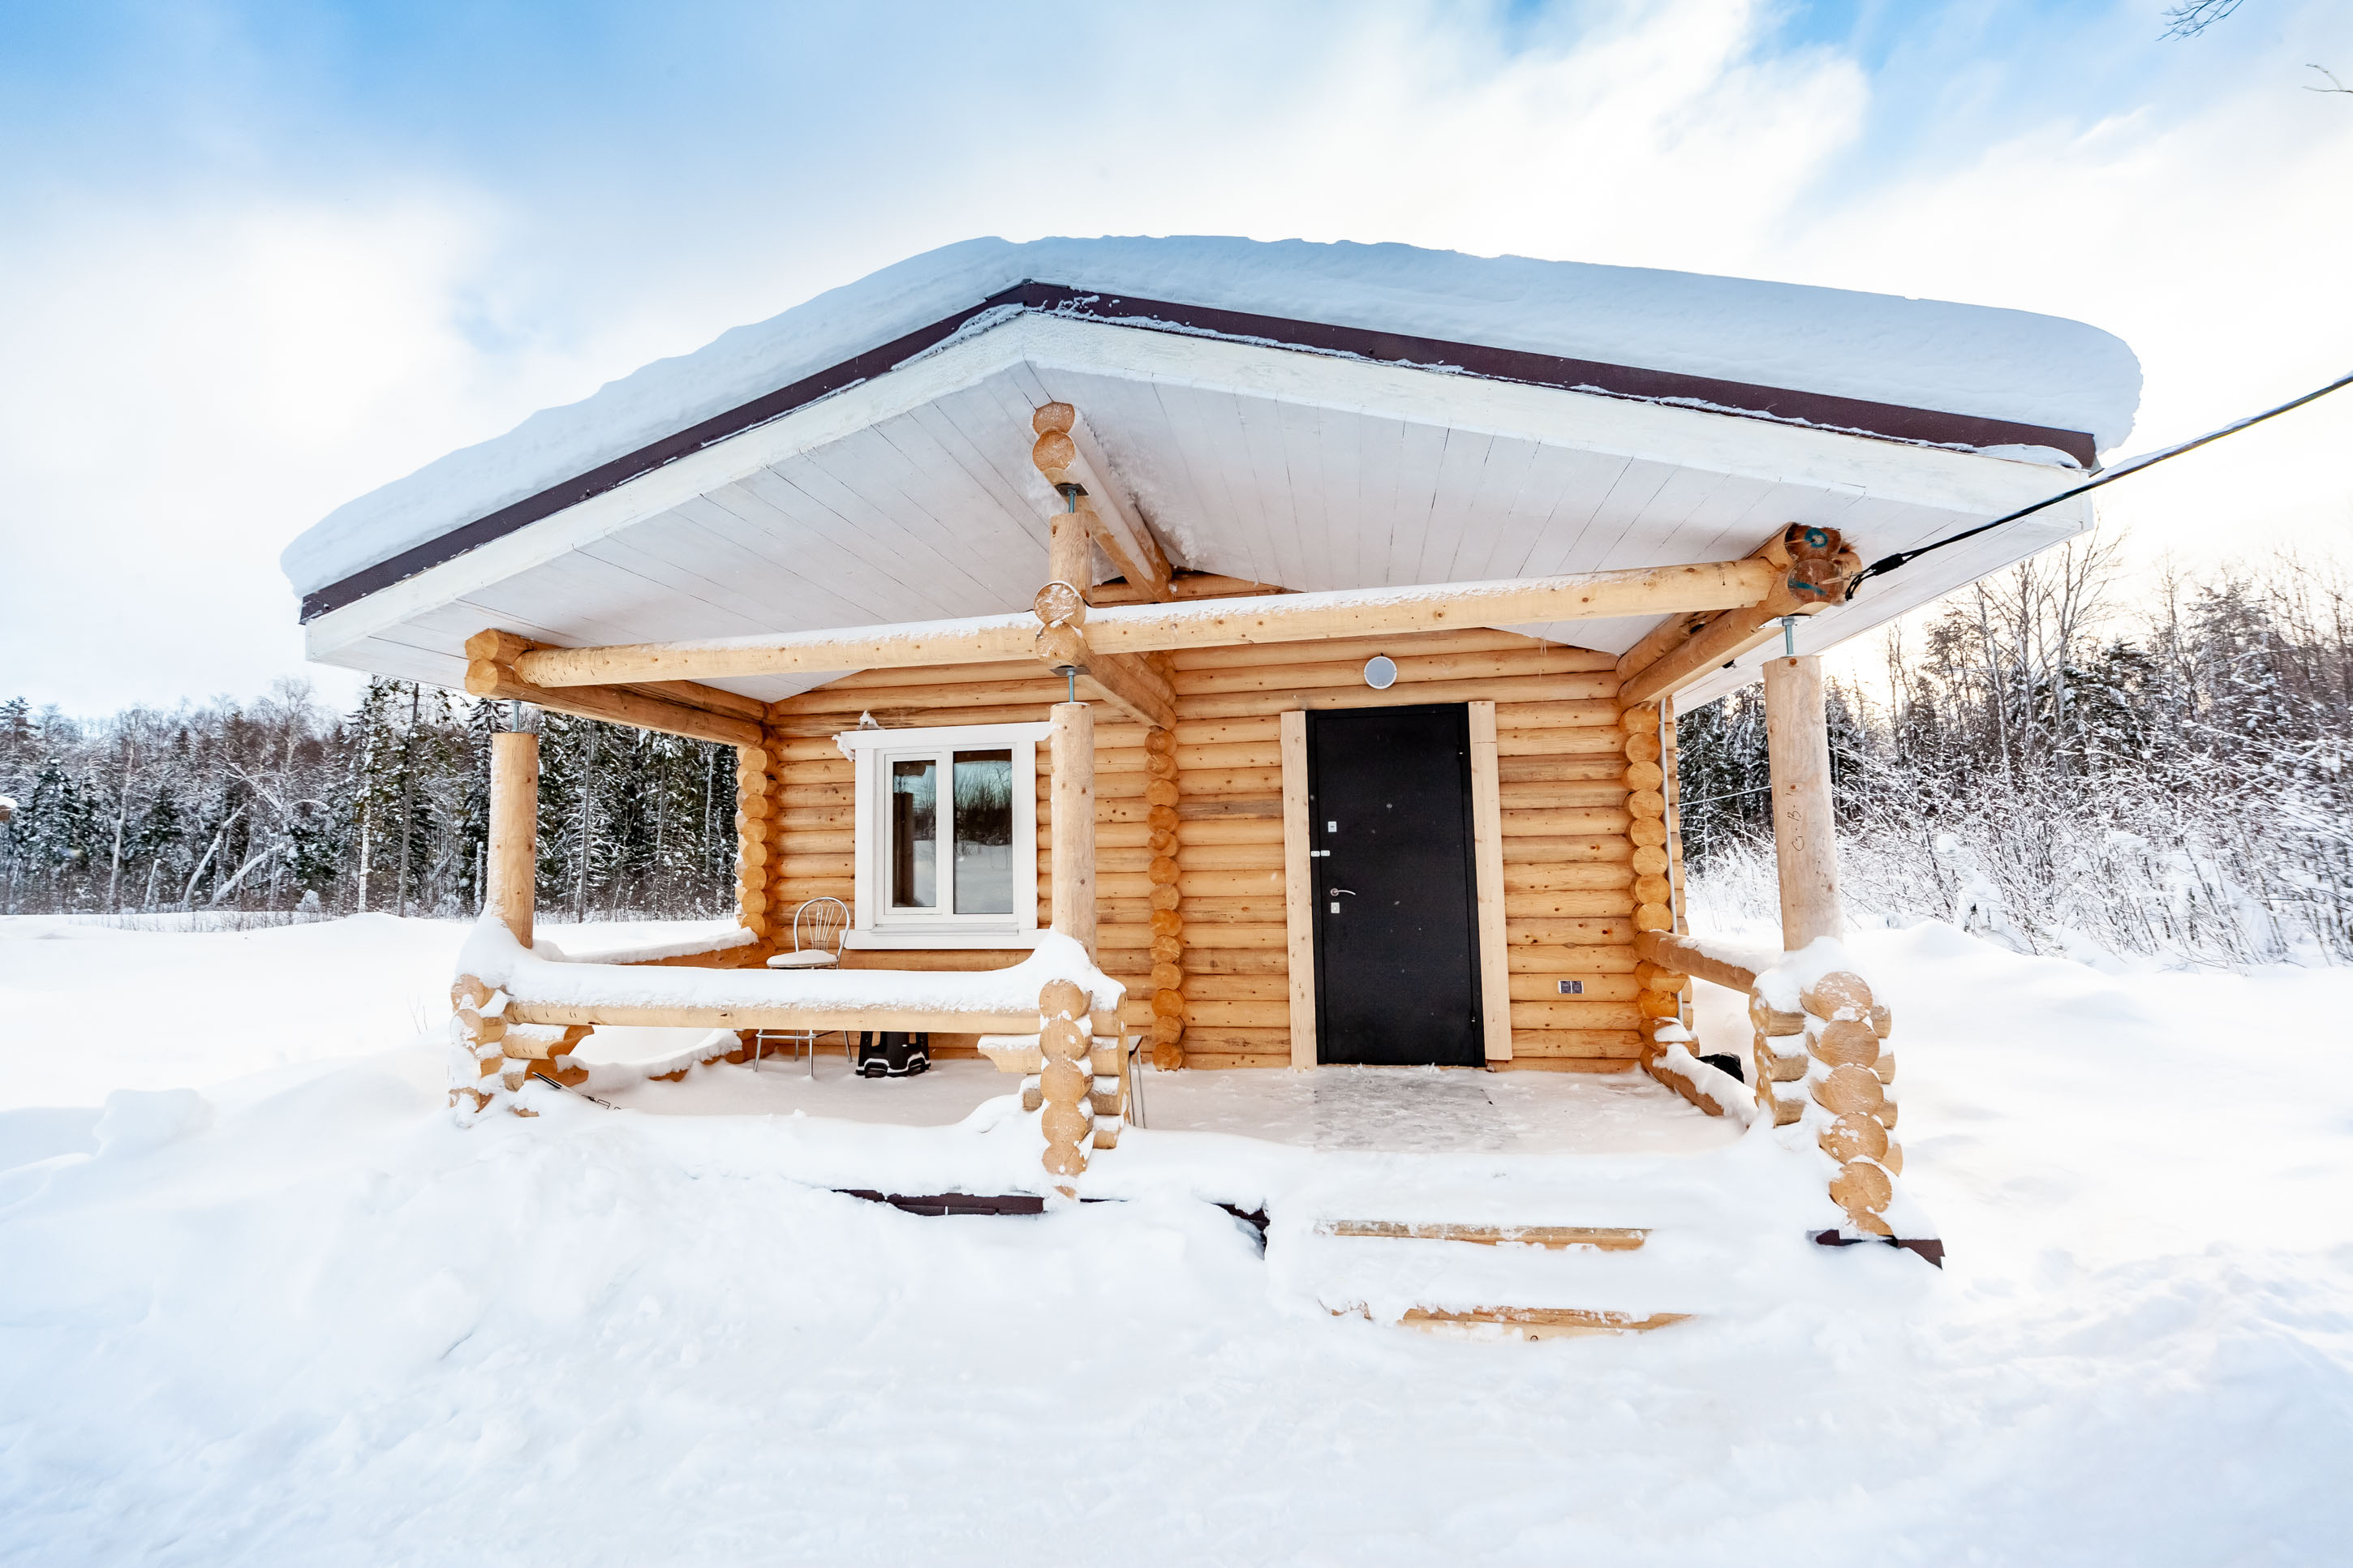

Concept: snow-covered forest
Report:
left=0, top=681, right=738, bottom=923
left=7, top=548, right=2348, bottom=968
left=1682, top=546, right=2353, bottom=965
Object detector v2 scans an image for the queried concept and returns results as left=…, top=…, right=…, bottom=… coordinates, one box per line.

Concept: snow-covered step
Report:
left=1271, top=1214, right=1720, bottom=1336
left=1317, top=1220, right=1647, bottom=1251
left=1331, top=1304, right=1689, bottom=1339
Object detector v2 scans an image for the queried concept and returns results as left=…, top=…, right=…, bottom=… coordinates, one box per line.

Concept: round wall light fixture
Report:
left=1363, top=655, right=1398, bottom=690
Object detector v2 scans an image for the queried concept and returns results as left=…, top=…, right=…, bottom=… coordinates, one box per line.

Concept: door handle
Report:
left=1328, top=888, right=1355, bottom=896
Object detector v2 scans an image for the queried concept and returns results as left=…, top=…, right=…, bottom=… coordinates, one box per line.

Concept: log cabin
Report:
left=286, top=236, right=2137, bottom=1261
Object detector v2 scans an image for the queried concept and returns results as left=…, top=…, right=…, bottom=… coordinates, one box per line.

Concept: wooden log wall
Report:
left=756, top=625, right=1658, bottom=1072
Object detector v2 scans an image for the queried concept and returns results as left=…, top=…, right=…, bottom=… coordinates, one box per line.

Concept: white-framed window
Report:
left=836, top=721, right=1049, bottom=950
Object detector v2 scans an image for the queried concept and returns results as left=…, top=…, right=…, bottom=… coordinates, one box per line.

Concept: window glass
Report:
left=888, top=758, right=937, bottom=909
left=952, top=750, right=1014, bottom=914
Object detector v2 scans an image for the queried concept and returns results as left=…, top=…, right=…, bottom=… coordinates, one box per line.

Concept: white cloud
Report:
left=3, top=0, right=2346, bottom=712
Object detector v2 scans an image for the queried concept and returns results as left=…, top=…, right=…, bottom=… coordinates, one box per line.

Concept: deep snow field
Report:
left=2, top=910, right=2350, bottom=1566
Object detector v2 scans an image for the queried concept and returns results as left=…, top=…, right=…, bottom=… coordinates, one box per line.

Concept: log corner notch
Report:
left=1618, top=701, right=1688, bottom=1077
left=1615, top=524, right=1862, bottom=707
left=462, top=629, right=766, bottom=748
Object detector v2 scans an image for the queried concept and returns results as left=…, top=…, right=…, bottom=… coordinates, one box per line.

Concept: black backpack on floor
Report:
left=853, top=1031, right=931, bottom=1077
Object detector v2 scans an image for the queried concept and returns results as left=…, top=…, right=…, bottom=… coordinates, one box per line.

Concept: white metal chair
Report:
left=755, top=897, right=850, bottom=1076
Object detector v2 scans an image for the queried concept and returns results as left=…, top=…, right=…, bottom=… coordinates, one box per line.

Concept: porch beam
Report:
left=509, top=559, right=1777, bottom=689
left=464, top=631, right=767, bottom=747
left=1616, top=525, right=1861, bottom=707
left=1035, top=624, right=1179, bottom=730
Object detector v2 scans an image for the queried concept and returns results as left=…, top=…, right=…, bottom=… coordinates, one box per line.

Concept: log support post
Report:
left=1143, top=717, right=1185, bottom=1071
left=1049, top=701, right=1096, bottom=956
left=488, top=731, right=538, bottom=949
left=1762, top=652, right=1843, bottom=952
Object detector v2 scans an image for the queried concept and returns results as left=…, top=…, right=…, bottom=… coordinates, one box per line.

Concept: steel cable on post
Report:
left=1843, top=368, right=2353, bottom=602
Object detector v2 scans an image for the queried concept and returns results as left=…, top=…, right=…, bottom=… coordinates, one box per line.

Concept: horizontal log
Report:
left=1507, top=944, right=1639, bottom=973
left=1506, top=973, right=1639, bottom=1001
left=463, top=659, right=764, bottom=748
left=1503, top=917, right=1635, bottom=946
left=1175, top=1050, right=1291, bottom=1070
left=1633, top=930, right=1771, bottom=993
left=1181, top=681, right=1621, bottom=723
left=1500, top=808, right=1632, bottom=837
left=1172, top=716, right=1283, bottom=747
left=1495, top=757, right=1627, bottom=784
left=1508, top=999, right=1643, bottom=1029
left=1182, top=973, right=1290, bottom=1000
left=1170, top=652, right=1618, bottom=697
left=512, top=1000, right=1042, bottom=1033
left=1177, top=1025, right=1293, bottom=1047
left=1170, top=627, right=1603, bottom=670
left=776, top=675, right=1069, bottom=714
left=1497, top=781, right=1631, bottom=810
left=513, top=562, right=1771, bottom=689
left=768, top=703, right=1060, bottom=736
left=1501, top=835, right=1632, bottom=865
left=1497, top=1056, right=1641, bottom=1073
left=1090, top=571, right=1284, bottom=605
left=1178, top=843, right=1284, bottom=871
left=1174, top=924, right=1289, bottom=949
left=1183, top=947, right=1290, bottom=975
left=832, top=949, right=1033, bottom=971
left=1175, top=742, right=1284, bottom=771
left=1495, top=702, right=1630, bottom=731
left=1175, top=798, right=1280, bottom=822
left=1176, top=818, right=1285, bottom=846
left=1503, top=863, right=1633, bottom=894
left=1509, top=1028, right=1646, bottom=1057
left=1183, top=999, right=1292, bottom=1027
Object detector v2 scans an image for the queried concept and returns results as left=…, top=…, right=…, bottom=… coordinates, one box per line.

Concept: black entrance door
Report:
left=1306, top=704, right=1484, bottom=1067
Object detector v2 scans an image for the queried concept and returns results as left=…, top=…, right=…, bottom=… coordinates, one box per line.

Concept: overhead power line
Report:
left=1845, top=367, right=2353, bottom=602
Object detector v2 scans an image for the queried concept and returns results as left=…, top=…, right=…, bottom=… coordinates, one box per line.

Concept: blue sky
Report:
left=3, top=0, right=2348, bottom=709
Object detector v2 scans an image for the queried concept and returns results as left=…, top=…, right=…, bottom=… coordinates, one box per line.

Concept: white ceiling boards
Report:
left=295, top=242, right=2123, bottom=709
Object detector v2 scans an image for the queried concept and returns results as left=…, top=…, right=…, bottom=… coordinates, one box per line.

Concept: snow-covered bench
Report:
left=446, top=919, right=1132, bottom=1167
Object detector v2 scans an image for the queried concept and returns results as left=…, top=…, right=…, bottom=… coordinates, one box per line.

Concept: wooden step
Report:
left=1317, top=1221, right=1646, bottom=1251
left=1335, top=1304, right=1688, bottom=1339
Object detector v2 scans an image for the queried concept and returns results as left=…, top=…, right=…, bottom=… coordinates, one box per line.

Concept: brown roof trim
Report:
left=302, top=280, right=2097, bottom=621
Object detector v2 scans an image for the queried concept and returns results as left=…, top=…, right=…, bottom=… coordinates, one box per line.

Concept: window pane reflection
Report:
left=889, top=758, right=936, bottom=909
left=953, top=749, right=1013, bottom=915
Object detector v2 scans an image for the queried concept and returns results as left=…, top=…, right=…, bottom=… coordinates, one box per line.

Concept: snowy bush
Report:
left=1682, top=545, right=2353, bottom=968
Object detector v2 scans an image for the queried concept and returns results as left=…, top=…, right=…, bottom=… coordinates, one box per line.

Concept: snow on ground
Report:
left=2, top=913, right=2351, bottom=1565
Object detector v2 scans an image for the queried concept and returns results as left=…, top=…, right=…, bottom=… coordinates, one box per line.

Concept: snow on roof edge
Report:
left=282, top=235, right=2142, bottom=599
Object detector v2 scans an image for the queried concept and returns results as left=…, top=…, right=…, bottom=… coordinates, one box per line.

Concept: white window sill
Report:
left=843, top=928, right=1042, bottom=952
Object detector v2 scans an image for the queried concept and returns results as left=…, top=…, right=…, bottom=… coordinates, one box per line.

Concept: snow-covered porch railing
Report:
left=446, top=916, right=1131, bottom=1191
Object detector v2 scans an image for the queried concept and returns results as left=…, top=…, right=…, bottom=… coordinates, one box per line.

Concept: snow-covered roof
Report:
left=284, top=235, right=2139, bottom=608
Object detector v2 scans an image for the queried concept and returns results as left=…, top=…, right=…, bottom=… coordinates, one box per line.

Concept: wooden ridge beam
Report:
left=510, top=560, right=1775, bottom=689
